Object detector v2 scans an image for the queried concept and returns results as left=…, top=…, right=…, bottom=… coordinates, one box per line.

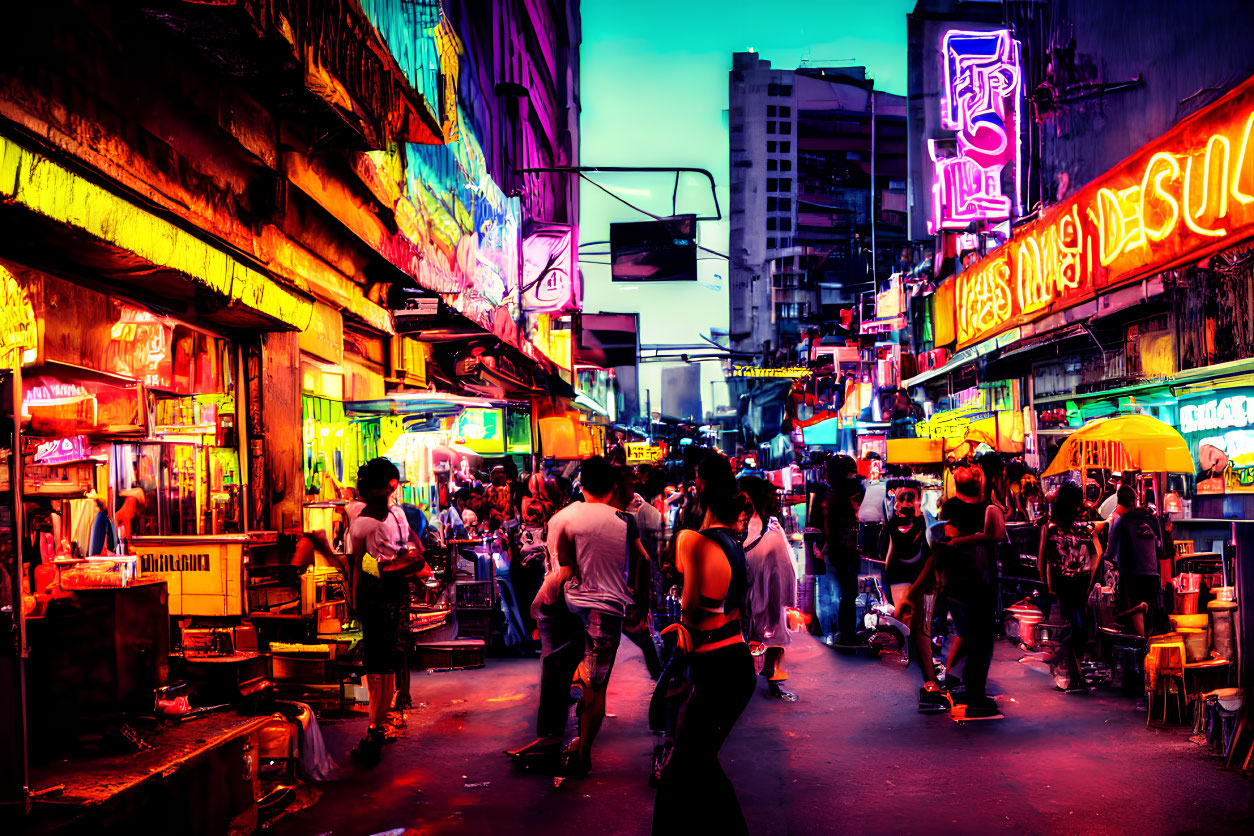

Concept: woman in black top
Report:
left=653, top=455, right=755, bottom=836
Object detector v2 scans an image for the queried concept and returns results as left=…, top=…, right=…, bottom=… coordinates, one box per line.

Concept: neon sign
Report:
left=1180, top=396, right=1254, bottom=435
left=953, top=74, right=1254, bottom=348
left=929, top=29, right=1022, bottom=232
left=0, top=267, right=37, bottom=368
left=522, top=223, right=578, bottom=312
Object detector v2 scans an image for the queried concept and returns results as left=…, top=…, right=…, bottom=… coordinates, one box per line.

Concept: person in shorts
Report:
left=347, top=458, right=426, bottom=764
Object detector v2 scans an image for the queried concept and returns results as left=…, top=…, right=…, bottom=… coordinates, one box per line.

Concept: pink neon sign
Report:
left=929, top=29, right=1022, bottom=233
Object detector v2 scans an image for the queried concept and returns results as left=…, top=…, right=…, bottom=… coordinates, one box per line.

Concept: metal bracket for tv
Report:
left=514, top=166, right=722, bottom=222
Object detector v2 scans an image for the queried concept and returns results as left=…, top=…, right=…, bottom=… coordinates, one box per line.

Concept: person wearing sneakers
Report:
left=1038, top=481, right=1101, bottom=693
left=506, top=456, right=631, bottom=778
left=347, top=458, right=427, bottom=764
left=884, top=483, right=945, bottom=711
left=906, top=459, right=1004, bottom=719
left=739, top=476, right=798, bottom=701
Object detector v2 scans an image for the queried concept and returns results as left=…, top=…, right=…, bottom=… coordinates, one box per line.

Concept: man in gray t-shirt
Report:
left=508, top=456, right=629, bottom=777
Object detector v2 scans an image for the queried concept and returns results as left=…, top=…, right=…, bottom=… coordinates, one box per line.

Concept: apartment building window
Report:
left=767, top=105, right=777, bottom=117
left=767, top=197, right=778, bottom=211
left=779, top=84, right=792, bottom=96
left=767, top=159, right=778, bottom=171
left=767, top=237, right=777, bottom=249
left=780, top=159, right=792, bottom=172
left=766, top=121, right=776, bottom=134
left=779, top=217, right=792, bottom=231
left=768, top=83, right=779, bottom=95
left=777, top=302, right=808, bottom=319
left=779, top=197, right=791, bottom=211
left=767, top=178, right=778, bottom=191
left=767, top=217, right=777, bottom=231
left=779, top=178, right=791, bottom=191
left=779, top=121, right=791, bottom=135
left=767, top=141, right=777, bottom=152
left=779, top=106, right=791, bottom=117
left=781, top=141, right=791, bottom=153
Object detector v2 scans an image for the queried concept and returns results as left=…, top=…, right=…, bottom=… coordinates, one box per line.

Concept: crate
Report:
left=455, top=580, right=495, bottom=609
left=456, top=607, right=494, bottom=639
left=413, top=639, right=486, bottom=671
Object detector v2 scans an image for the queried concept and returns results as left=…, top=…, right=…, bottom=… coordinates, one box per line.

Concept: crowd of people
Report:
left=322, top=441, right=1173, bottom=829
left=811, top=448, right=1174, bottom=720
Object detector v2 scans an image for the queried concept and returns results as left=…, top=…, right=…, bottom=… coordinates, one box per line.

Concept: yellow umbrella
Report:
left=1042, top=414, right=1194, bottom=477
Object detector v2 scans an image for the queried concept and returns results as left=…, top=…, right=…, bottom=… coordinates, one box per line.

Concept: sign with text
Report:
left=1179, top=389, right=1254, bottom=494
left=729, top=365, right=810, bottom=378
left=953, top=73, right=1254, bottom=348
left=929, top=29, right=1022, bottom=232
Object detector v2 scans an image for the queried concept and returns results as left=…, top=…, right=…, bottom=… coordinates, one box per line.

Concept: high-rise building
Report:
left=728, top=53, right=907, bottom=362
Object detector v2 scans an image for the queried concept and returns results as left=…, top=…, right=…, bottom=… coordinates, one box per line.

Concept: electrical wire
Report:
left=582, top=173, right=730, bottom=260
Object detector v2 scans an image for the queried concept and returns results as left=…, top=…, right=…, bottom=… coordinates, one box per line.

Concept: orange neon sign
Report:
left=954, top=73, right=1254, bottom=348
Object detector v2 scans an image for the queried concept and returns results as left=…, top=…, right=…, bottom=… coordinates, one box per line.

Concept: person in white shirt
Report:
left=740, top=476, right=798, bottom=700
left=347, top=458, right=426, bottom=765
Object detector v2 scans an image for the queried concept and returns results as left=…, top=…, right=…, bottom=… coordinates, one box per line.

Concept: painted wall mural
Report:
left=356, top=4, right=530, bottom=355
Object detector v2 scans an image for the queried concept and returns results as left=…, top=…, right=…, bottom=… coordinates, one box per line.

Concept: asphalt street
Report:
left=269, top=634, right=1254, bottom=836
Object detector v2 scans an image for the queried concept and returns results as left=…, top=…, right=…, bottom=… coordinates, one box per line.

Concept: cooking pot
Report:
left=1017, top=613, right=1044, bottom=647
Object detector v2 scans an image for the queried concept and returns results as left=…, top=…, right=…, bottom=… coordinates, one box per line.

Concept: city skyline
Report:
left=580, top=0, right=914, bottom=414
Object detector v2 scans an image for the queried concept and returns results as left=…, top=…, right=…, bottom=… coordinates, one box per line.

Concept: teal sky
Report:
left=579, top=0, right=914, bottom=415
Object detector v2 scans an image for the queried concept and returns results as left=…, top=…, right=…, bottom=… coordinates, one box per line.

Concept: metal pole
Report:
left=870, top=88, right=877, bottom=283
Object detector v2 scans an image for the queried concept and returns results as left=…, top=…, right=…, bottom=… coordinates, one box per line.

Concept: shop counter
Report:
left=26, top=712, right=270, bottom=834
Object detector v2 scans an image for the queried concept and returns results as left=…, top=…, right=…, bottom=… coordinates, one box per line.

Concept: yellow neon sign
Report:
left=953, top=74, right=1254, bottom=348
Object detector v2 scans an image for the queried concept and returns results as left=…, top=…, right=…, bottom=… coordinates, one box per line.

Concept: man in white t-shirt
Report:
left=507, top=456, right=629, bottom=777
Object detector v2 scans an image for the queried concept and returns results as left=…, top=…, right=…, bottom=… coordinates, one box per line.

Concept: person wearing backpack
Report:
left=1038, top=482, right=1102, bottom=693
left=1104, top=486, right=1163, bottom=638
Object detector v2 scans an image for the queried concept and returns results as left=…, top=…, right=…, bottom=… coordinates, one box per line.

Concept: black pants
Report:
left=653, top=642, right=756, bottom=836
left=1055, top=576, right=1090, bottom=686
left=535, top=603, right=585, bottom=737
left=836, top=562, right=859, bottom=643
left=950, top=586, right=996, bottom=703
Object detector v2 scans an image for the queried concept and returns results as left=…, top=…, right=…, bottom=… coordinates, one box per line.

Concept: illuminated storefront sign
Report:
left=522, top=223, right=578, bottom=312
left=1180, top=389, right=1254, bottom=494
left=916, top=390, right=991, bottom=439
left=625, top=442, right=665, bottom=465
left=454, top=407, right=505, bottom=455
left=0, top=267, right=37, bottom=368
left=729, top=365, right=810, bottom=378
left=954, top=73, right=1254, bottom=348
left=929, top=29, right=1022, bottom=232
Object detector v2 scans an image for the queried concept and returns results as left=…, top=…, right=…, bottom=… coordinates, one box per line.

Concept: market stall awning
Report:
left=1043, top=414, right=1195, bottom=476
left=574, top=392, right=610, bottom=418
left=0, top=135, right=315, bottom=332
left=344, top=393, right=515, bottom=419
